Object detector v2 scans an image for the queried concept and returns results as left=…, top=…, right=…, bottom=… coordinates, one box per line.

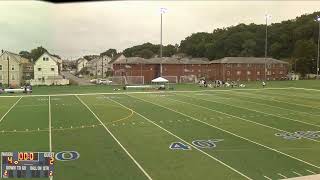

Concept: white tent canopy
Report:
left=151, top=77, right=169, bottom=83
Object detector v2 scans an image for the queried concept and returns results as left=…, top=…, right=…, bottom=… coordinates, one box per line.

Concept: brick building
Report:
left=112, top=56, right=289, bottom=83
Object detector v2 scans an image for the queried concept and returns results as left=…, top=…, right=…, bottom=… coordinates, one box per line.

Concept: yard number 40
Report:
left=169, top=139, right=224, bottom=150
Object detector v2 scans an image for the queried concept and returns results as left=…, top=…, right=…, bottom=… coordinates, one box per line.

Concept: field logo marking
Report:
left=131, top=94, right=320, bottom=169
left=55, top=151, right=80, bottom=161
left=169, top=142, right=191, bottom=150
left=114, top=95, right=252, bottom=180
left=275, top=131, right=320, bottom=140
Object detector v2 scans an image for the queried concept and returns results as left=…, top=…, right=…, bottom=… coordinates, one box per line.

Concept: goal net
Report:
left=162, top=76, right=178, bottom=83
left=180, top=75, right=198, bottom=83
left=126, top=76, right=144, bottom=85
left=110, top=76, right=144, bottom=85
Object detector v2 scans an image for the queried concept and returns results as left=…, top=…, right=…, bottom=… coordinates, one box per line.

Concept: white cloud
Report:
left=0, top=1, right=319, bottom=59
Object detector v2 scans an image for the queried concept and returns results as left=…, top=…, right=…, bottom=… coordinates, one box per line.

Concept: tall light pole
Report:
left=7, top=56, right=10, bottom=87
left=316, top=15, right=320, bottom=79
left=264, top=14, right=271, bottom=81
left=160, top=7, right=167, bottom=77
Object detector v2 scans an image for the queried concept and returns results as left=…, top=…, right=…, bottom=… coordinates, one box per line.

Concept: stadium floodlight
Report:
left=316, top=15, right=320, bottom=79
left=159, top=7, right=167, bottom=76
left=264, top=14, right=271, bottom=81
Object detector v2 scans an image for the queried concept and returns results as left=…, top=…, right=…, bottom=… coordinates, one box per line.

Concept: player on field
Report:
left=262, top=81, right=266, bottom=88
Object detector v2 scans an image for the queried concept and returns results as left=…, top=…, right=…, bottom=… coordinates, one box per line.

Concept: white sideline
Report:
left=129, top=95, right=320, bottom=169
left=0, top=87, right=292, bottom=98
left=278, top=173, right=288, bottom=179
left=75, top=95, right=152, bottom=180
left=177, top=93, right=320, bottom=131
left=106, top=96, right=252, bottom=180
left=0, top=97, right=22, bottom=123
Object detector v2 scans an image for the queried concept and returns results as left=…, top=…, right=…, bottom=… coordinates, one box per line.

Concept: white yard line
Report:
left=0, top=97, right=22, bottom=123
left=177, top=93, right=320, bottom=129
left=0, top=87, right=291, bottom=98
left=129, top=95, right=320, bottom=169
left=263, top=175, right=273, bottom=180
left=236, top=91, right=320, bottom=111
left=48, top=96, right=52, bottom=152
left=217, top=91, right=320, bottom=117
left=48, top=96, right=53, bottom=180
left=106, top=96, right=252, bottom=180
left=0, top=97, right=22, bottom=178
left=306, top=169, right=316, bottom=174
left=167, top=94, right=320, bottom=143
left=75, top=95, right=152, bottom=180
left=278, top=173, right=288, bottom=179
left=292, top=171, right=302, bottom=176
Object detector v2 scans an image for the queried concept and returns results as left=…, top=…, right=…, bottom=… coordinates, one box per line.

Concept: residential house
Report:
left=86, top=56, right=112, bottom=78
left=0, top=50, right=30, bottom=87
left=30, top=52, right=69, bottom=85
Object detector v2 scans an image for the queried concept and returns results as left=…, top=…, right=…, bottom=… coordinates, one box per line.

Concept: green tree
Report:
left=19, top=51, right=31, bottom=59
left=100, top=49, right=117, bottom=57
left=293, top=39, right=317, bottom=76
left=30, top=46, right=48, bottom=62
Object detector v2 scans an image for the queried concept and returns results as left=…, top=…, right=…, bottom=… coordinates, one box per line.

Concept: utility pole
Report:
left=264, top=14, right=271, bottom=81
left=316, top=15, right=320, bottom=79
left=101, top=56, right=104, bottom=79
left=7, top=56, right=10, bottom=87
left=160, top=8, right=167, bottom=77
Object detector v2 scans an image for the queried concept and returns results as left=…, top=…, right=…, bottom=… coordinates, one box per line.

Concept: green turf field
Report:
left=1, top=81, right=320, bottom=179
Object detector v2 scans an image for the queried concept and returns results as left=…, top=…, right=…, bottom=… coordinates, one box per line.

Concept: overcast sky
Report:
left=0, top=1, right=319, bottom=59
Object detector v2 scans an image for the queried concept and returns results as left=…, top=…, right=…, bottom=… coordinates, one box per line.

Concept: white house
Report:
left=76, top=58, right=88, bottom=73
left=30, top=52, right=69, bottom=85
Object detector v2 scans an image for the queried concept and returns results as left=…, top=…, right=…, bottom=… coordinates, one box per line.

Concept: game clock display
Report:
left=1, top=152, right=54, bottom=178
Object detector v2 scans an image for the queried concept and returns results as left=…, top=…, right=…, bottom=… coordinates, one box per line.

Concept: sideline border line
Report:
left=0, top=87, right=292, bottom=98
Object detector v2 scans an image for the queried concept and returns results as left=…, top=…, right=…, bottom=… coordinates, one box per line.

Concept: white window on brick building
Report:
left=247, top=71, right=251, bottom=75
left=257, top=71, right=260, bottom=75
left=237, top=71, right=241, bottom=75
left=267, top=71, right=271, bottom=75
left=279, top=71, right=283, bottom=74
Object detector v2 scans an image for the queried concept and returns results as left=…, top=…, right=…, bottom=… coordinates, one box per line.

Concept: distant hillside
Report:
left=179, top=11, right=320, bottom=75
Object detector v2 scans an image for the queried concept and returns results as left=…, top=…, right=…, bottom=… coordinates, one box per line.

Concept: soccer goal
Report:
left=162, top=76, right=178, bottom=83
left=110, top=76, right=144, bottom=85
left=126, top=76, right=144, bottom=85
left=180, top=75, right=198, bottom=83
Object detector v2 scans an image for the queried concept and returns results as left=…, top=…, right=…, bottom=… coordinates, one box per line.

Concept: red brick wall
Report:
left=113, top=63, right=289, bottom=83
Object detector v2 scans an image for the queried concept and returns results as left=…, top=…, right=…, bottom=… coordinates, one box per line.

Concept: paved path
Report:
left=61, top=71, right=93, bottom=85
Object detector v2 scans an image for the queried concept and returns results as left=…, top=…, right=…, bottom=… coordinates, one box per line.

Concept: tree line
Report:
left=17, top=11, right=320, bottom=76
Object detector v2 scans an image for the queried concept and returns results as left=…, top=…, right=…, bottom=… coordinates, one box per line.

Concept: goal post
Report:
left=162, top=76, right=178, bottom=83
left=180, top=75, right=198, bottom=84
left=110, top=76, right=144, bottom=85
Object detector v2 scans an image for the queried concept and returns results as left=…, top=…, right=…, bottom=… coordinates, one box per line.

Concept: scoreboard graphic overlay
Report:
left=1, top=152, right=54, bottom=178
